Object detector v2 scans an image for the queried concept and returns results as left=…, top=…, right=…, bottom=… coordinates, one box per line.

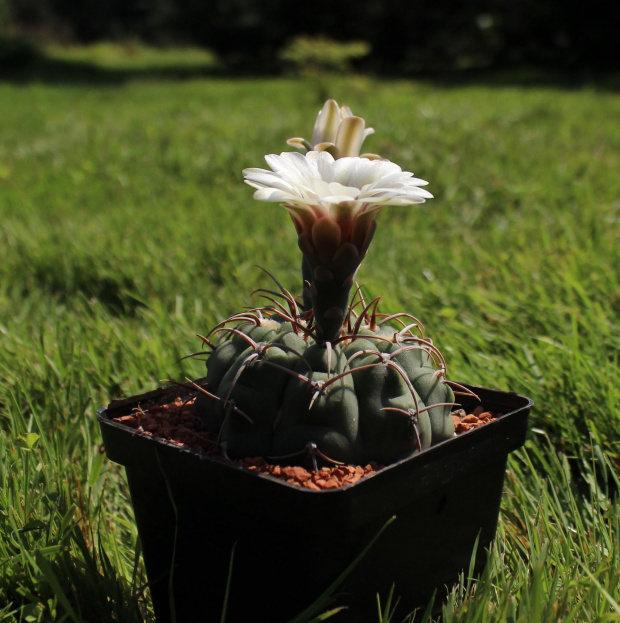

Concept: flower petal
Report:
left=313, top=142, right=341, bottom=159
left=287, top=99, right=380, bottom=160
left=252, top=188, right=294, bottom=202
left=335, top=116, right=366, bottom=158
left=311, top=99, right=340, bottom=146
left=243, top=152, right=433, bottom=215
left=286, top=137, right=312, bottom=152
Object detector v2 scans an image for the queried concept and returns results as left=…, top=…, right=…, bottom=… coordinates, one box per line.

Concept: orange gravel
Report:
left=237, top=458, right=380, bottom=490
left=451, top=405, right=498, bottom=433
left=112, top=397, right=499, bottom=490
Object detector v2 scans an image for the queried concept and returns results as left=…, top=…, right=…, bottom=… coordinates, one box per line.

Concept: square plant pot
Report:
left=98, top=382, right=531, bottom=623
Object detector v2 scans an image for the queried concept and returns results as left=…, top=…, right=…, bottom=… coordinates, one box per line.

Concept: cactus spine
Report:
left=194, top=279, right=468, bottom=467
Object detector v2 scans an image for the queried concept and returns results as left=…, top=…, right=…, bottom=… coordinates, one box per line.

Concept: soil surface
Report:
left=112, top=397, right=499, bottom=490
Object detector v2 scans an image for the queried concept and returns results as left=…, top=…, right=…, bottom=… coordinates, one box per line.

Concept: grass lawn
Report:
left=0, top=45, right=619, bottom=621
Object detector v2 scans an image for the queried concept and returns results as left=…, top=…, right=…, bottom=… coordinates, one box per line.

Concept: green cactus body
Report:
left=275, top=367, right=362, bottom=464
left=194, top=301, right=458, bottom=467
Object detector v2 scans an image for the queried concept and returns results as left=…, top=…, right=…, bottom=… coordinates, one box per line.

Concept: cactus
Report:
left=191, top=100, right=474, bottom=468
left=192, top=277, right=475, bottom=467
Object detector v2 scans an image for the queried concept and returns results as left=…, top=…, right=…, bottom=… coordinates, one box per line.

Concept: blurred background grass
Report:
left=0, top=39, right=619, bottom=622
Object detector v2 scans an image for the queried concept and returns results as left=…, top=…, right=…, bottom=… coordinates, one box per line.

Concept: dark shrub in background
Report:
left=5, top=0, right=620, bottom=73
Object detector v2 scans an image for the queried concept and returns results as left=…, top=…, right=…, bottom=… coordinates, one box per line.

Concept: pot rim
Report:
left=98, top=380, right=533, bottom=494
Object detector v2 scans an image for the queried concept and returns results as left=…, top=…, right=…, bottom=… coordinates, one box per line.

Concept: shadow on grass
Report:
left=411, top=65, right=620, bottom=92
left=1, top=54, right=224, bottom=86
left=2, top=42, right=619, bottom=91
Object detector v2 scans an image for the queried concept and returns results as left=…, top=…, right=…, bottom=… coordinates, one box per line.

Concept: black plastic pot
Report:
left=98, top=383, right=532, bottom=623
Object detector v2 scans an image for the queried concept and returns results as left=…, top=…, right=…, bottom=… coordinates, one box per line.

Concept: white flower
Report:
left=243, top=150, right=433, bottom=241
left=286, top=99, right=380, bottom=159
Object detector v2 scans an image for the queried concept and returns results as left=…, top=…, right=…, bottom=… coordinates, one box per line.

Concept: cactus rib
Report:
left=192, top=274, right=463, bottom=466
